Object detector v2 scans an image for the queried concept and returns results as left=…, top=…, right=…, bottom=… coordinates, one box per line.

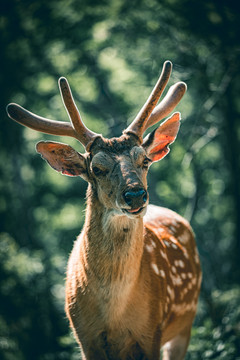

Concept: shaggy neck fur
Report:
left=82, top=184, right=144, bottom=294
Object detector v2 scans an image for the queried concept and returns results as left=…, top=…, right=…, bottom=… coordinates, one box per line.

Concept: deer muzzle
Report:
left=122, top=187, right=148, bottom=214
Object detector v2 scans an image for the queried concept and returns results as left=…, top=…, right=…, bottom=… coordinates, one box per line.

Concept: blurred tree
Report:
left=0, top=0, right=239, bottom=359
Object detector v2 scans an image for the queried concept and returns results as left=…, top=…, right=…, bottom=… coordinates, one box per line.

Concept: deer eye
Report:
left=92, top=166, right=108, bottom=176
left=142, top=157, right=151, bottom=169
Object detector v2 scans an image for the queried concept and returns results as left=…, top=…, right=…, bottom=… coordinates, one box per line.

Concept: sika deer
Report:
left=7, top=61, right=201, bottom=360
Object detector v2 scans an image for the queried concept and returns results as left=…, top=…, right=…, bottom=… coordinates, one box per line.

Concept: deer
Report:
left=7, top=60, right=201, bottom=360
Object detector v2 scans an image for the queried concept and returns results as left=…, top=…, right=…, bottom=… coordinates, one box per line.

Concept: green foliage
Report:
left=0, top=0, right=239, bottom=359
left=188, top=287, right=240, bottom=359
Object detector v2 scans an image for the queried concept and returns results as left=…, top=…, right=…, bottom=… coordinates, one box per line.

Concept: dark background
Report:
left=0, top=0, right=240, bottom=359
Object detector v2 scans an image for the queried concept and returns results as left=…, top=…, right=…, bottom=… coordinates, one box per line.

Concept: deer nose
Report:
left=123, top=188, right=148, bottom=207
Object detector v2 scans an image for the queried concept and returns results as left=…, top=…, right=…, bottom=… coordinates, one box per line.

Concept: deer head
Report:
left=7, top=61, right=186, bottom=217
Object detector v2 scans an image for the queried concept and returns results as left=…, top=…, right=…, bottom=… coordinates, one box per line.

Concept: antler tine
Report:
left=7, top=78, right=99, bottom=149
left=7, top=103, right=77, bottom=138
left=124, top=60, right=172, bottom=139
left=58, top=77, right=99, bottom=146
left=145, top=81, right=187, bottom=131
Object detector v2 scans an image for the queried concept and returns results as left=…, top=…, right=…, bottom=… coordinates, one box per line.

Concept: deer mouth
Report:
left=122, top=206, right=144, bottom=215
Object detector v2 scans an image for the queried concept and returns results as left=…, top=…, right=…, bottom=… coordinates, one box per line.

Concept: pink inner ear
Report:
left=36, top=141, right=86, bottom=177
left=149, top=142, right=170, bottom=162
left=148, top=112, right=181, bottom=162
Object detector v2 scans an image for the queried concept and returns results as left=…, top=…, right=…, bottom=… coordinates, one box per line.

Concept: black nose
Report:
left=123, top=188, right=148, bottom=207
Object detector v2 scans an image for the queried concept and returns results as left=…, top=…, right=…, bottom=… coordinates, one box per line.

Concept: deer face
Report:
left=83, top=135, right=149, bottom=217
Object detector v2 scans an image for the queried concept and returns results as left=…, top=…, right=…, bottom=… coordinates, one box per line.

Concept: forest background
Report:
left=0, top=0, right=240, bottom=359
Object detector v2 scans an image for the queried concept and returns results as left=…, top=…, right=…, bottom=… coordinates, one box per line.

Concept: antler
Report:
left=6, top=77, right=99, bottom=148
left=124, top=61, right=187, bottom=140
left=7, top=61, right=186, bottom=147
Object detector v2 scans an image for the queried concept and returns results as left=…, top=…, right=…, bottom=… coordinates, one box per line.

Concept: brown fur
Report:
left=60, top=135, right=201, bottom=360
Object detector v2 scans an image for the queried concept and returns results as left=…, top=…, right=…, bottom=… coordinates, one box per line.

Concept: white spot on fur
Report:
left=164, top=240, right=170, bottom=247
left=179, top=231, right=190, bottom=244
left=194, top=252, right=200, bottom=264
left=151, top=239, right=157, bottom=248
left=171, top=243, right=178, bottom=250
left=183, top=288, right=188, bottom=295
left=169, top=226, right=176, bottom=233
left=159, top=270, right=166, bottom=278
left=170, top=235, right=178, bottom=243
left=188, top=282, right=193, bottom=290
left=167, top=285, right=175, bottom=300
left=174, top=260, right=185, bottom=268
left=151, top=263, right=160, bottom=275
left=179, top=260, right=185, bottom=268
left=171, top=274, right=182, bottom=286
left=145, top=244, right=154, bottom=253
left=160, top=250, right=168, bottom=260
left=192, top=277, right=197, bottom=286
left=176, top=276, right=182, bottom=286
left=171, top=266, right=177, bottom=274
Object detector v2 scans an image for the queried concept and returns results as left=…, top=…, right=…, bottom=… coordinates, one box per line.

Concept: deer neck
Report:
left=82, top=184, right=144, bottom=287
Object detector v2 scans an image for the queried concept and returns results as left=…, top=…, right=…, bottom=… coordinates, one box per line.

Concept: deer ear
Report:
left=143, top=112, right=181, bottom=162
left=36, top=141, right=88, bottom=178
